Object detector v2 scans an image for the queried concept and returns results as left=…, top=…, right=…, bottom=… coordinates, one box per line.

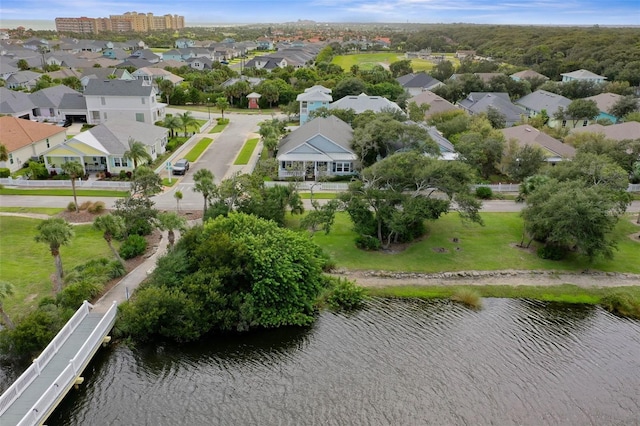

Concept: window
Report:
left=46, top=138, right=50, bottom=148
left=101, top=97, right=106, bottom=105
left=136, top=113, right=145, bottom=122
left=333, top=162, right=351, bottom=173
left=114, top=157, right=129, bottom=167
left=91, top=111, right=100, bottom=120
left=103, top=112, right=108, bottom=120
left=561, top=120, right=567, bottom=128
left=151, top=146, right=156, bottom=155
left=9, top=153, right=13, bottom=165
left=582, top=120, right=588, bottom=126
left=141, top=97, right=145, bottom=104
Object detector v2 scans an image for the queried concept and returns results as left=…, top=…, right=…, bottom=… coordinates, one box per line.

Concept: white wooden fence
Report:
left=0, top=178, right=130, bottom=190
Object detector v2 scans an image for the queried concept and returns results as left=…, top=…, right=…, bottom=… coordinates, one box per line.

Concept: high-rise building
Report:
left=55, top=12, right=185, bottom=33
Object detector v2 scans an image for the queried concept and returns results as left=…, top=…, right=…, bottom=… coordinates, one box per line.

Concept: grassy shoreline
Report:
left=364, top=284, right=640, bottom=318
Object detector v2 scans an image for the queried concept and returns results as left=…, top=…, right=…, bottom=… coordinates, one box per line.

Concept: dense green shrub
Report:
left=324, top=277, right=365, bottom=311
left=475, top=186, right=493, bottom=199
left=537, top=245, right=566, bottom=260
left=67, top=201, right=77, bottom=212
left=355, top=234, right=381, bottom=250
left=56, top=280, right=102, bottom=310
left=119, top=235, right=147, bottom=259
left=0, top=168, right=10, bottom=178
left=217, top=118, right=230, bottom=125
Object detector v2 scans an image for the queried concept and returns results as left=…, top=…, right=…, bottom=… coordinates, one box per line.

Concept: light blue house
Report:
left=296, top=85, right=332, bottom=125
left=561, top=69, right=606, bottom=84
left=161, top=49, right=185, bottom=62
left=175, top=38, right=195, bottom=49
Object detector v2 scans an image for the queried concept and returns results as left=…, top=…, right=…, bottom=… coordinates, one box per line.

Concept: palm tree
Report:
left=157, top=212, right=187, bottom=248
left=215, top=97, right=230, bottom=120
left=163, top=115, right=183, bottom=138
left=123, top=138, right=152, bottom=169
left=0, top=281, right=15, bottom=330
left=157, top=79, right=175, bottom=104
left=35, top=218, right=74, bottom=293
left=179, top=111, right=198, bottom=136
left=61, top=161, right=85, bottom=213
left=174, top=190, right=183, bottom=212
left=0, top=143, right=8, bottom=162
left=193, top=169, right=216, bottom=215
left=93, top=214, right=126, bottom=264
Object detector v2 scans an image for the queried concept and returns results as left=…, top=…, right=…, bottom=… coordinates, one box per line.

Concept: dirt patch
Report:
left=629, top=232, right=640, bottom=242
left=509, top=242, right=537, bottom=254
left=57, top=209, right=106, bottom=224
left=432, top=247, right=449, bottom=253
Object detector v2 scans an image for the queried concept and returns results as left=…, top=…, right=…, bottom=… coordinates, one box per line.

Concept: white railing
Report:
left=472, top=183, right=521, bottom=193
left=0, top=178, right=130, bottom=190
left=16, top=301, right=117, bottom=426
left=0, top=301, right=92, bottom=416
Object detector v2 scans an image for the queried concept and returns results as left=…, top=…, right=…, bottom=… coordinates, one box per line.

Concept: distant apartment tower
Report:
left=55, top=17, right=97, bottom=34
left=55, top=12, right=184, bottom=33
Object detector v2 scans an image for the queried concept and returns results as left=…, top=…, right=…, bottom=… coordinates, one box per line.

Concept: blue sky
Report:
left=1, top=0, right=639, bottom=26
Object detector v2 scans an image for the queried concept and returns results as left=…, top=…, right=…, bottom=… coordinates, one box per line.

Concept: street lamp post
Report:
left=207, top=97, right=211, bottom=121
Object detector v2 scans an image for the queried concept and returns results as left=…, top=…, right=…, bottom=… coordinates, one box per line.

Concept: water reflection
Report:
left=36, top=298, right=640, bottom=425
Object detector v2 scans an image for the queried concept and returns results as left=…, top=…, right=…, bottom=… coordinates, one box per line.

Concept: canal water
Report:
left=21, top=298, right=640, bottom=424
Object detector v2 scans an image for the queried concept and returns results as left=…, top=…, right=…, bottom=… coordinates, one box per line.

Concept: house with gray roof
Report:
left=514, top=89, right=572, bottom=128
left=5, top=70, right=41, bottom=90
left=29, top=85, right=82, bottom=122
left=276, top=116, right=357, bottom=180
left=407, top=91, right=458, bottom=118
left=458, top=92, right=523, bottom=126
left=58, top=92, right=88, bottom=124
left=501, top=125, right=576, bottom=164
left=510, top=69, right=549, bottom=82
left=79, top=68, right=135, bottom=90
left=83, top=79, right=165, bottom=125
left=396, top=72, right=443, bottom=96
left=0, top=87, right=36, bottom=119
left=42, top=119, right=168, bottom=174
left=330, top=92, right=403, bottom=115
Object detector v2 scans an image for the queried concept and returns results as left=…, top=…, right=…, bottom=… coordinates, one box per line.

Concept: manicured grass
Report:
left=0, top=207, right=64, bottom=215
left=0, top=216, right=116, bottom=318
left=162, top=178, right=178, bottom=187
left=332, top=52, right=405, bottom=71
left=0, top=188, right=128, bottom=197
left=308, top=212, right=640, bottom=274
left=365, top=284, right=640, bottom=306
left=183, top=137, right=214, bottom=162
left=209, top=123, right=228, bottom=133
left=300, top=192, right=338, bottom=199
left=234, top=138, right=259, bottom=165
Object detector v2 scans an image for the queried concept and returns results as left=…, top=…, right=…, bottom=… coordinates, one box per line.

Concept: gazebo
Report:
left=247, top=92, right=261, bottom=109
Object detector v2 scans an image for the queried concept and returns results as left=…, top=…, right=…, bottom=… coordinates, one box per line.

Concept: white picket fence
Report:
left=0, top=177, right=130, bottom=190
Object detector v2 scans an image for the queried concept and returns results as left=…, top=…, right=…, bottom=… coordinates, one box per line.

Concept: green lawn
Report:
left=184, top=138, right=214, bottom=162
left=300, top=192, right=338, bottom=199
left=234, top=138, right=259, bottom=165
left=209, top=123, right=228, bottom=133
left=0, top=216, right=116, bottom=318
left=332, top=52, right=461, bottom=72
left=0, top=188, right=127, bottom=197
left=0, top=207, right=64, bottom=215
left=306, top=212, right=640, bottom=274
left=162, top=178, right=178, bottom=187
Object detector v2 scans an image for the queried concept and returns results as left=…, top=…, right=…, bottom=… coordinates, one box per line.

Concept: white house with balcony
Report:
left=276, top=116, right=356, bottom=180
left=83, top=79, right=166, bottom=125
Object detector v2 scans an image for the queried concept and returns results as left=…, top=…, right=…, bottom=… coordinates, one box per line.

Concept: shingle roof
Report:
left=84, top=79, right=154, bottom=96
left=0, top=87, right=36, bottom=113
left=561, top=69, right=606, bottom=80
left=80, top=119, right=168, bottom=156
left=0, top=116, right=66, bottom=152
left=278, top=115, right=353, bottom=154
left=515, top=90, right=571, bottom=114
left=572, top=121, right=640, bottom=141
left=458, top=92, right=523, bottom=124
left=510, top=69, right=549, bottom=80
left=329, top=93, right=402, bottom=114
left=584, top=93, right=624, bottom=113
left=407, top=91, right=458, bottom=117
left=396, top=72, right=442, bottom=89
left=501, top=125, right=576, bottom=158
left=29, top=85, right=81, bottom=109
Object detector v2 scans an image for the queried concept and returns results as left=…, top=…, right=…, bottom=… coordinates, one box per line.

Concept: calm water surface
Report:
left=26, top=298, right=640, bottom=425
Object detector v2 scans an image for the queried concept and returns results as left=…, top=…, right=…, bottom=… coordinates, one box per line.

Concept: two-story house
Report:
left=83, top=79, right=165, bottom=125
left=296, top=85, right=332, bottom=125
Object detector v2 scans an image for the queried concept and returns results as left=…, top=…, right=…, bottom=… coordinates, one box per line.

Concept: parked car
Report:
left=172, top=159, right=190, bottom=175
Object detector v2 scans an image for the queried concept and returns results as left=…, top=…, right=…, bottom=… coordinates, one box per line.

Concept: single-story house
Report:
left=570, top=121, right=640, bottom=141
left=458, top=92, right=523, bottom=127
left=510, top=69, right=549, bottom=82
left=0, top=116, right=67, bottom=172
left=276, top=115, right=357, bottom=180
left=407, top=91, right=458, bottom=119
left=583, top=93, right=624, bottom=124
left=396, top=73, right=443, bottom=96
left=501, top=125, right=576, bottom=164
left=0, top=87, right=36, bottom=119
left=561, top=69, right=606, bottom=84
left=42, top=119, right=168, bottom=174
left=329, top=92, right=403, bottom=115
